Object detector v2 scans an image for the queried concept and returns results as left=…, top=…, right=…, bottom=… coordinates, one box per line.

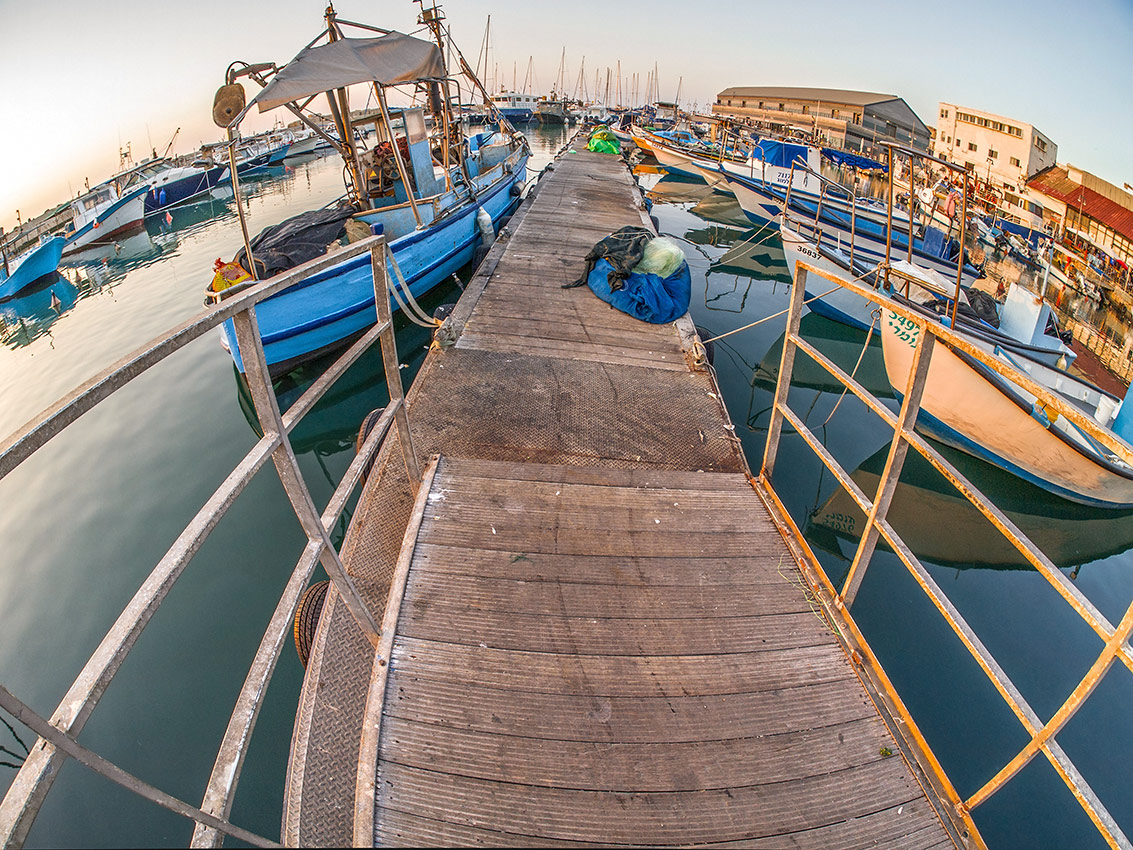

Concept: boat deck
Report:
left=284, top=138, right=956, bottom=848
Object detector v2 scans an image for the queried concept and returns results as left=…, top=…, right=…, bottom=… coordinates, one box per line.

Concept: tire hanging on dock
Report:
left=356, top=407, right=386, bottom=483
left=293, top=580, right=330, bottom=668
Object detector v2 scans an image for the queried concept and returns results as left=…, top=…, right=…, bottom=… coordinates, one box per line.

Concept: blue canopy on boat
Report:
left=821, top=149, right=888, bottom=172
left=752, top=140, right=810, bottom=170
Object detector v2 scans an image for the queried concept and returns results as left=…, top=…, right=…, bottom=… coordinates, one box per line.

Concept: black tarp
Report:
left=236, top=204, right=359, bottom=278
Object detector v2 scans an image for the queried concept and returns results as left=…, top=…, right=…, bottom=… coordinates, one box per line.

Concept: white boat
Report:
left=62, top=181, right=148, bottom=256
left=879, top=301, right=1133, bottom=508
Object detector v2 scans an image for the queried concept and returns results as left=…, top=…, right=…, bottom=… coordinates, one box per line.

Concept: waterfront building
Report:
left=933, top=103, right=1057, bottom=231
left=1028, top=164, right=1133, bottom=288
left=711, top=86, right=930, bottom=152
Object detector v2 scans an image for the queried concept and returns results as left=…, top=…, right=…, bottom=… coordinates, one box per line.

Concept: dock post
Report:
left=761, top=265, right=808, bottom=481
left=841, top=324, right=935, bottom=607
left=232, top=307, right=381, bottom=644
left=372, top=243, right=421, bottom=489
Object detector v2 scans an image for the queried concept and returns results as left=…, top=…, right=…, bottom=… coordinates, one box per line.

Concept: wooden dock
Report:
left=283, top=138, right=957, bottom=848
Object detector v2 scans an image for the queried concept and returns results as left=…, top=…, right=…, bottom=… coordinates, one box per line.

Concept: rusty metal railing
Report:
left=0, top=234, right=421, bottom=848
left=759, top=260, right=1133, bottom=850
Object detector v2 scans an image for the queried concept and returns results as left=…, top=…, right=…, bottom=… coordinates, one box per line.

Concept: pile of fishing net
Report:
left=586, top=126, right=621, bottom=155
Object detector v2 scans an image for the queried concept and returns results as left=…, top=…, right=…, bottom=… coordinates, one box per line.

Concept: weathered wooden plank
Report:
left=375, top=802, right=949, bottom=850
left=397, top=607, right=830, bottom=655
left=410, top=544, right=805, bottom=587
left=378, top=714, right=892, bottom=791
left=389, top=636, right=850, bottom=696
left=432, top=461, right=750, bottom=491
left=381, top=676, right=875, bottom=743
left=422, top=499, right=773, bottom=536
left=417, top=523, right=785, bottom=557
left=423, top=483, right=763, bottom=515
left=455, top=332, right=689, bottom=371
left=373, top=759, right=930, bottom=845
left=399, top=572, right=816, bottom=619
left=464, top=314, right=681, bottom=351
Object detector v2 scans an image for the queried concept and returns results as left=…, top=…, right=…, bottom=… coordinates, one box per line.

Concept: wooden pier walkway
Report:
left=283, top=138, right=957, bottom=848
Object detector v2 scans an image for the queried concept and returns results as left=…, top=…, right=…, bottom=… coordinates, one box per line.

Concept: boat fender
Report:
left=1030, top=401, right=1058, bottom=428
left=476, top=207, right=494, bottom=243
left=510, top=181, right=523, bottom=197
left=356, top=407, right=387, bottom=483
left=293, top=580, right=329, bottom=668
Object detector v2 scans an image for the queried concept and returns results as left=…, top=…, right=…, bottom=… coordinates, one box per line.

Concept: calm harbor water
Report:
left=0, top=127, right=1129, bottom=847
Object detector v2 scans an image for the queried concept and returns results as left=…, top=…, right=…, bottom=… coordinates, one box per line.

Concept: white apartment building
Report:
left=933, top=102, right=1058, bottom=230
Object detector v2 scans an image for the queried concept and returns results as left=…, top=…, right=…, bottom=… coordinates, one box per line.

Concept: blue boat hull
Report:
left=144, top=166, right=228, bottom=215
left=0, top=236, right=66, bottom=300
left=222, top=161, right=527, bottom=374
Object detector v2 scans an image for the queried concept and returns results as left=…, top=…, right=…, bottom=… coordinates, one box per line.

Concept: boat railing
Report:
left=759, top=258, right=1133, bottom=849
left=0, top=233, right=423, bottom=849
left=785, top=158, right=861, bottom=272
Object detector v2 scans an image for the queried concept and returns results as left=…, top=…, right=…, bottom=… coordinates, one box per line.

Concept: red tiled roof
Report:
left=1027, top=167, right=1133, bottom=243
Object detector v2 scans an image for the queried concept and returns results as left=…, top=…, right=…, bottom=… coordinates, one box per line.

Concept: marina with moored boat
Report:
left=1, top=3, right=1132, bottom=849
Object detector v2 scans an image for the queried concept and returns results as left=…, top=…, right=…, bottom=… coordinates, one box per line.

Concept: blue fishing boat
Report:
left=205, top=7, right=528, bottom=376
left=0, top=235, right=66, bottom=300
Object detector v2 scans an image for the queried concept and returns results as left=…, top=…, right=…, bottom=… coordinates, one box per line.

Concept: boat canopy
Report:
left=251, top=33, right=445, bottom=112
left=821, top=148, right=888, bottom=173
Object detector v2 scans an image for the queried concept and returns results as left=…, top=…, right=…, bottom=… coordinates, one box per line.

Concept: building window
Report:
left=741, top=100, right=746, bottom=107
left=758, top=101, right=764, bottom=109
left=831, top=108, right=839, bottom=118
left=802, top=105, right=809, bottom=114
left=1035, top=137, right=1047, bottom=152
left=1010, top=156, right=1021, bottom=167
left=853, top=113, right=861, bottom=123
left=779, top=103, right=784, bottom=111
left=989, top=149, right=998, bottom=159
left=965, top=161, right=975, bottom=170
left=968, top=142, right=977, bottom=151
left=940, top=108, right=949, bottom=118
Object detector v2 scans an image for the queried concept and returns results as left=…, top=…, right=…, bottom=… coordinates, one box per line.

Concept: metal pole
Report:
left=885, top=146, right=894, bottom=288
left=907, top=151, right=915, bottom=265
left=373, top=243, right=422, bottom=488
left=231, top=308, right=380, bottom=646
left=761, top=265, right=808, bottom=481
left=951, top=172, right=969, bottom=329
left=375, top=85, right=424, bottom=228
left=226, top=130, right=257, bottom=279
left=841, top=329, right=936, bottom=607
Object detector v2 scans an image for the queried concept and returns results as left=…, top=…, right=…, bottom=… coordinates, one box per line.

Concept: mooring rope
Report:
left=385, top=247, right=442, bottom=328
left=817, top=306, right=881, bottom=428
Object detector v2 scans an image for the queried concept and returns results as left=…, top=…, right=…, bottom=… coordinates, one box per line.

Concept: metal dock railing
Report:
left=761, top=261, right=1133, bottom=850
left=0, top=234, right=420, bottom=848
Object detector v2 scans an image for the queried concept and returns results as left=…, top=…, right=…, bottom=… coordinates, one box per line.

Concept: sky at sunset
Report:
left=1, top=0, right=1130, bottom=232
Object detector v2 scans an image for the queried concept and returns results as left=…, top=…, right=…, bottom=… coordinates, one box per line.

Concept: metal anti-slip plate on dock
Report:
left=284, top=140, right=955, bottom=848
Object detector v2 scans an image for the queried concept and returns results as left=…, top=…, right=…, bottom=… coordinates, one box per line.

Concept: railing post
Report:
left=841, top=321, right=936, bottom=608
left=372, top=243, right=422, bottom=490
left=761, top=265, right=808, bottom=481
left=231, top=307, right=380, bottom=645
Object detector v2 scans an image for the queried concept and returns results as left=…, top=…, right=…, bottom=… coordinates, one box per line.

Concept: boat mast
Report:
left=324, top=5, right=369, bottom=210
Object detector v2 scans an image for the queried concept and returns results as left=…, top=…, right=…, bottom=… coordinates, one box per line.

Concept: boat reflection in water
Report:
left=0, top=274, right=80, bottom=349
left=807, top=442, right=1133, bottom=570
left=755, top=313, right=894, bottom=398
left=58, top=228, right=171, bottom=274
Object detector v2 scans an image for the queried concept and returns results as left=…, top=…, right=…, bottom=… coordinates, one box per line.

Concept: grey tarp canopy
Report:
left=251, top=32, right=445, bottom=111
